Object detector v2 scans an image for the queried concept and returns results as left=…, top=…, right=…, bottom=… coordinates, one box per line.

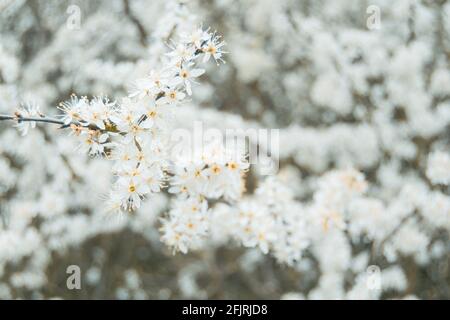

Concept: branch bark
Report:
left=0, top=114, right=65, bottom=126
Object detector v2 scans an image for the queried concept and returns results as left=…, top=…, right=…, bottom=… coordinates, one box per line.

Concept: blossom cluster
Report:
left=27, top=20, right=246, bottom=254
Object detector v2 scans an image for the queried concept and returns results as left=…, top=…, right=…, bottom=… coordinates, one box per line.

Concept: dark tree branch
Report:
left=0, top=114, right=121, bottom=133
left=123, top=0, right=148, bottom=46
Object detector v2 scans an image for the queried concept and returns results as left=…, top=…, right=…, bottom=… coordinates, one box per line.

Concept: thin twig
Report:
left=0, top=114, right=65, bottom=126
left=0, top=114, right=122, bottom=134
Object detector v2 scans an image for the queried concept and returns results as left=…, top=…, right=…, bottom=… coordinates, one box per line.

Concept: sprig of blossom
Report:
left=34, top=24, right=244, bottom=253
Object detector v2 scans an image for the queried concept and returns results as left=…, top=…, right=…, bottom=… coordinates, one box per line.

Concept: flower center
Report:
left=211, top=165, right=221, bottom=174
left=180, top=70, right=189, bottom=78
left=227, top=162, right=238, bottom=170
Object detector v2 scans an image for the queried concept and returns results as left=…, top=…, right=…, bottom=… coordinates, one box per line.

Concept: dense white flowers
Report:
left=426, top=151, right=450, bottom=186
left=0, top=0, right=449, bottom=300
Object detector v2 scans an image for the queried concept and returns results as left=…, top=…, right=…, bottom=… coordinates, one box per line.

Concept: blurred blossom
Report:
left=0, top=0, right=448, bottom=300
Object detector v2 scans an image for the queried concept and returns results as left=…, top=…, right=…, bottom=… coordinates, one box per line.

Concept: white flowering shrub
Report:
left=0, top=0, right=449, bottom=299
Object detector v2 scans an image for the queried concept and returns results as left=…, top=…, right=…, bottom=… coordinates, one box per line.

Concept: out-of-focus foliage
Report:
left=0, top=0, right=449, bottom=299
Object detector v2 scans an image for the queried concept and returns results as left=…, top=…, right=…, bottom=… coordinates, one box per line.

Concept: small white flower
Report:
left=80, top=97, right=114, bottom=130
left=116, top=177, right=150, bottom=210
left=77, top=130, right=108, bottom=156
left=57, top=95, right=87, bottom=125
left=15, top=102, right=41, bottom=136
left=160, top=88, right=186, bottom=105
left=166, top=43, right=196, bottom=65
left=181, top=28, right=210, bottom=48
left=202, top=36, right=226, bottom=64
left=173, top=65, right=205, bottom=96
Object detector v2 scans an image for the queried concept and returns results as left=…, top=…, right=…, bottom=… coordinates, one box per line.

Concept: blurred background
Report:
left=0, top=0, right=449, bottom=299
